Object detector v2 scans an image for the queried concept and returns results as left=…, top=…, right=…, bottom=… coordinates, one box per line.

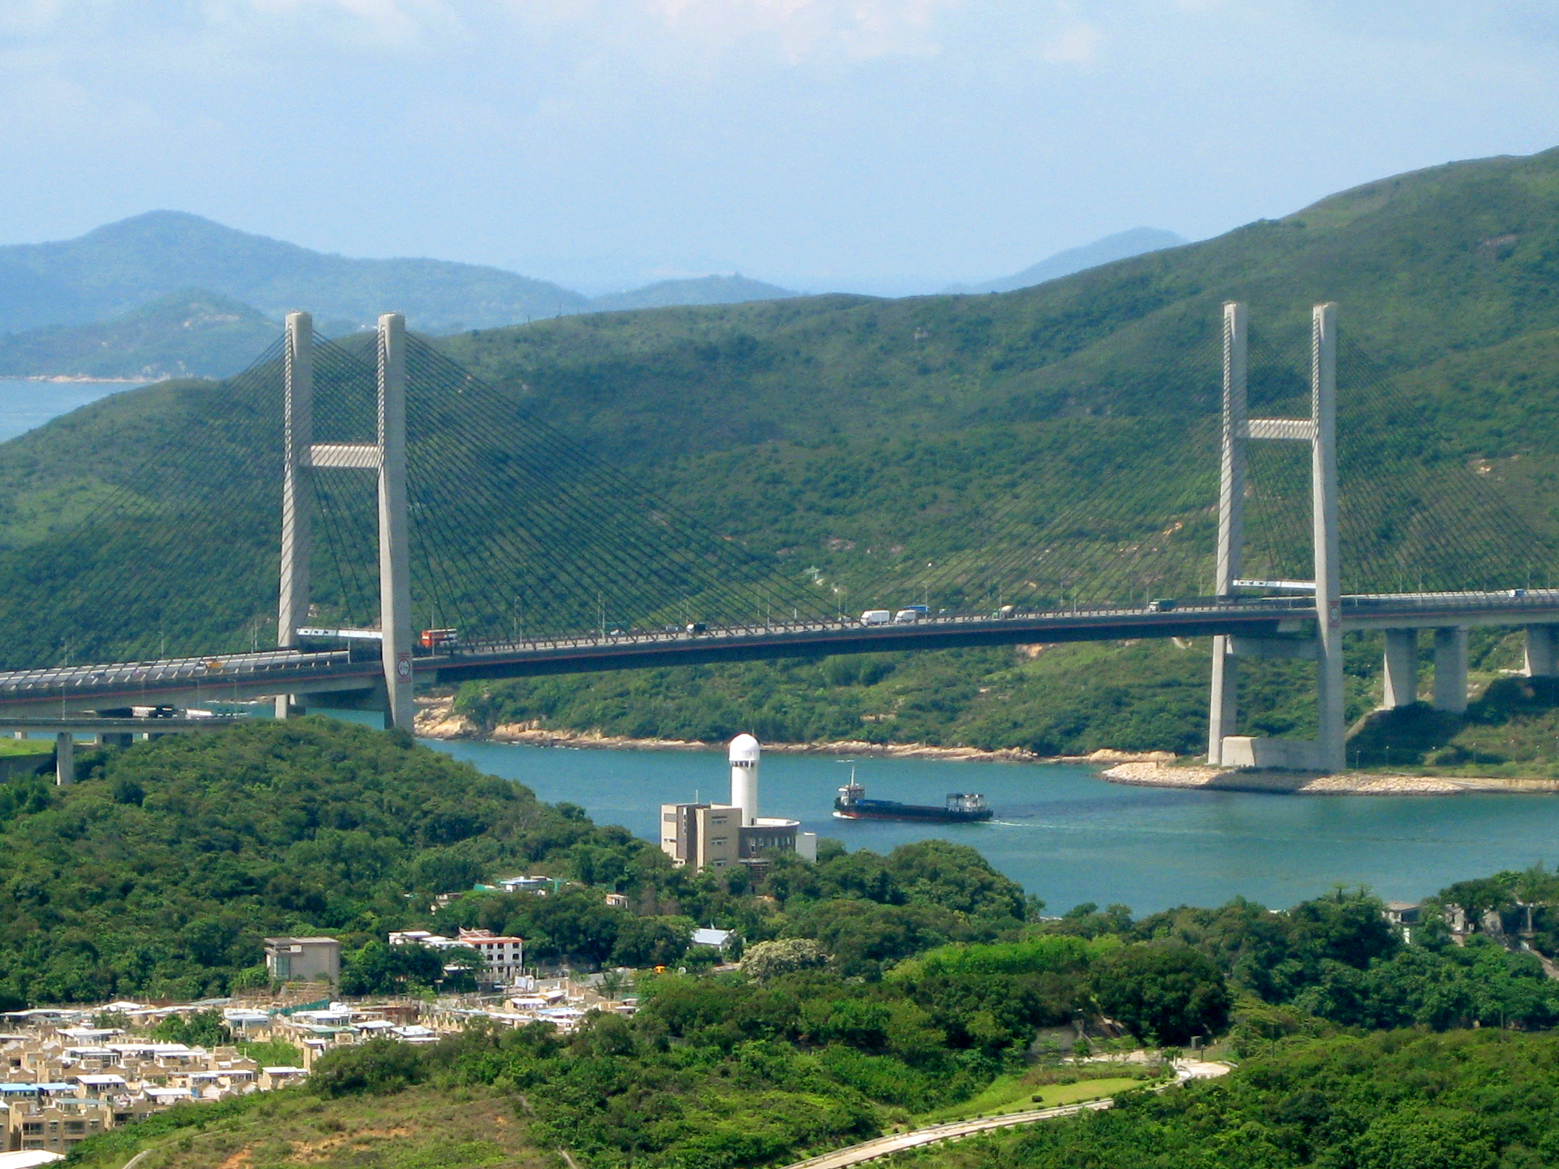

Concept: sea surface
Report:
left=423, top=737, right=1559, bottom=914
left=0, top=378, right=148, bottom=442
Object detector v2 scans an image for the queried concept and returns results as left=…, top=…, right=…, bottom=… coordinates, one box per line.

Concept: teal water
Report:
left=0, top=379, right=148, bottom=443
left=423, top=737, right=1559, bottom=914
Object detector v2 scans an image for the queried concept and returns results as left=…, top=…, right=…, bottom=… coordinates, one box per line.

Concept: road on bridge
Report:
left=1, top=589, right=1555, bottom=717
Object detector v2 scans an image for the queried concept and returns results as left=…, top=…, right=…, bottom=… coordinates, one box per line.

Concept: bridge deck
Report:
left=0, top=591, right=1554, bottom=716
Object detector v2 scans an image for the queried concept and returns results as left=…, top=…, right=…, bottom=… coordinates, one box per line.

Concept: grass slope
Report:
left=66, top=1084, right=545, bottom=1169
left=909, top=1030, right=1559, bottom=1169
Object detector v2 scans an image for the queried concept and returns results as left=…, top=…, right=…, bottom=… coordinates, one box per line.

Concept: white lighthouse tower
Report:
left=729, top=733, right=760, bottom=826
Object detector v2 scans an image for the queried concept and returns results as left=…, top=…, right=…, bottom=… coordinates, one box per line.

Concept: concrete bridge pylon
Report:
left=275, top=311, right=414, bottom=729
left=1208, top=301, right=1346, bottom=773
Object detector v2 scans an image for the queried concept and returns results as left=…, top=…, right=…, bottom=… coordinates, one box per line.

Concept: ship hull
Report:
left=833, top=800, right=992, bottom=823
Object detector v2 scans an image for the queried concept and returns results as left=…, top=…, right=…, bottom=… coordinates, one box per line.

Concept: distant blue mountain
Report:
left=944, top=227, right=1188, bottom=295
left=0, top=211, right=594, bottom=336
left=591, top=274, right=796, bottom=312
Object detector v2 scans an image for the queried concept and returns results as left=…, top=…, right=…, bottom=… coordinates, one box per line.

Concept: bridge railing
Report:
left=449, top=594, right=1328, bottom=659
left=7, top=589, right=1558, bottom=695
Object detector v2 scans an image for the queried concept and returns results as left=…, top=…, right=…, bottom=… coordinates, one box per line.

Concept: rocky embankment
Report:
left=415, top=696, right=1555, bottom=794
left=411, top=696, right=1174, bottom=765
left=1102, top=761, right=1559, bottom=796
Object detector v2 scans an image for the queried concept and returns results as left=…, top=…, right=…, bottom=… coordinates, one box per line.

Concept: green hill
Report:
left=0, top=288, right=280, bottom=379
left=0, top=210, right=592, bottom=335
left=438, top=147, right=1559, bottom=460
left=4, top=148, right=1559, bottom=754
left=0, top=717, right=625, bottom=1006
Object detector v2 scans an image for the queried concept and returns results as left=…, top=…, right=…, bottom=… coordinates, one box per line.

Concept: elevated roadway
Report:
left=0, top=591, right=1554, bottom=717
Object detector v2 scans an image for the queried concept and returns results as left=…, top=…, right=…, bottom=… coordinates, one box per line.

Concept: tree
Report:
left=1090, top=944, right=1231, bottom=1045
left=611, top=916, right=693, bottom=969
left=153, top=1010, right=232, bottom=1048
left=741, top=938, right=830, bottom=981
left=310, top=1038, right=426, bottom=1097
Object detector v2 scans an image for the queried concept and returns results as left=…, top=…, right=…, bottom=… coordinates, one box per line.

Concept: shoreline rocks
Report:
left=411, top=696, right=1176, bottom=766
left=413, top=697, right=1559, bottom=796
left=1101, top=760, right=1559, bottom=796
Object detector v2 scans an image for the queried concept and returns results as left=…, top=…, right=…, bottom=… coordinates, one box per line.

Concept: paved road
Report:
left=780, top=1061, right=1231, bottom=1169
left=782, top=1100, right=1115, bottom=1169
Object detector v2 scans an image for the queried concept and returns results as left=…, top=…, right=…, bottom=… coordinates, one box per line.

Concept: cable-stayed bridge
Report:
left=3, top=302, right=1557, bottom=779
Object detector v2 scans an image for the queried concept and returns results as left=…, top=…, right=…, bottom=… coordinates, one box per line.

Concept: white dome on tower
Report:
left=729, top=734, right=760, bottom=826
left=729, top=733, right=760, bottom=764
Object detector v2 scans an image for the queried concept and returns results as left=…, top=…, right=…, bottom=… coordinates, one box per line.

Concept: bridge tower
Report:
left=1208, top=302, right=1346, bottom=773
left=276, top=311, right=415, bottom=729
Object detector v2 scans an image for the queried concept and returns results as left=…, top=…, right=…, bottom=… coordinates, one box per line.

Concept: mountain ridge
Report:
left=0, top=288, right=280, bottom=380
left=0, top=211, right=594, bottom=335
left=943, top=227, right=1188, bottom=295
left=0, top=214, right=807, bottom=339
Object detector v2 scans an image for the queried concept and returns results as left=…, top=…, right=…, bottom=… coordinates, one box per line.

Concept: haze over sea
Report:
left=0, top=378, right=147, bottom=443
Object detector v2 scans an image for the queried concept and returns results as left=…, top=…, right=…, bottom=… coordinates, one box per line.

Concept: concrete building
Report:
left=0, top=1031, right=271, bottom=1155
left=660, top=736, right=816, bottom=871
left=455, top=929, right=525, bottom=984
left=263, top=937, right=341, bottom=985
left=388, top=929, right=525, bottom=986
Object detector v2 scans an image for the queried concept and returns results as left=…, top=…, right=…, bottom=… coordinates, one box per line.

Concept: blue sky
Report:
left=4, top=1, right=1558, bottom=294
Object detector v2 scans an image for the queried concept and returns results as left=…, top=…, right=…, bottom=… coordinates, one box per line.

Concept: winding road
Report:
left=780, top=1060, right=1231, bottom=1169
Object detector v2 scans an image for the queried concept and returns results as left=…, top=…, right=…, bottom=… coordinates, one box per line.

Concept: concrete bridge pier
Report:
left=1382, top=629, right=1418, bottom=708
left=1525, top=625, right=1559, bottom=677
left=54, top=733, right=73, bottom=785
left=272, top=310, right=414, bottom=730
left=1311, top=303, right=1346, bottom=772
left=1208, top=302, right=1343, bottom=772
left=1433, top=627, right=1469, bottom=714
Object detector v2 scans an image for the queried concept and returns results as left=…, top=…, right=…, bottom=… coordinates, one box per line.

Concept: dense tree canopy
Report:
left=0, top=718, right=617, bottom=1006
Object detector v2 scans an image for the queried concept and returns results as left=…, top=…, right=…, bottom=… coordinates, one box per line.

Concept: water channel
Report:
left=0, top=379, right=147, bottom=443
left=425, top=737, right=1559, bottom=914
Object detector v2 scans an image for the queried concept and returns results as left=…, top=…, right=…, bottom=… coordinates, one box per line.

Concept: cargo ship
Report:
left=832, top=772, right=992, bottom=823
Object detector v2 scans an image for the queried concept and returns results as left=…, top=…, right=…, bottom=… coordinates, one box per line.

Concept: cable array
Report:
left=0, top=311, right=1551, bottom=672
left=291, top=335, right=840, bottom=642
left=834, top=335, right=1223, bottom=614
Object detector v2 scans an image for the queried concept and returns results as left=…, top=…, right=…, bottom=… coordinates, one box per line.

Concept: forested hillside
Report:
left=38, top=713, right=1559, bottom=1169
left=0, top=719, right=612, bottom=1005
left=5, top=149, right=1559, bottom=753
left=12, top=714, right=1559, bottom=1169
